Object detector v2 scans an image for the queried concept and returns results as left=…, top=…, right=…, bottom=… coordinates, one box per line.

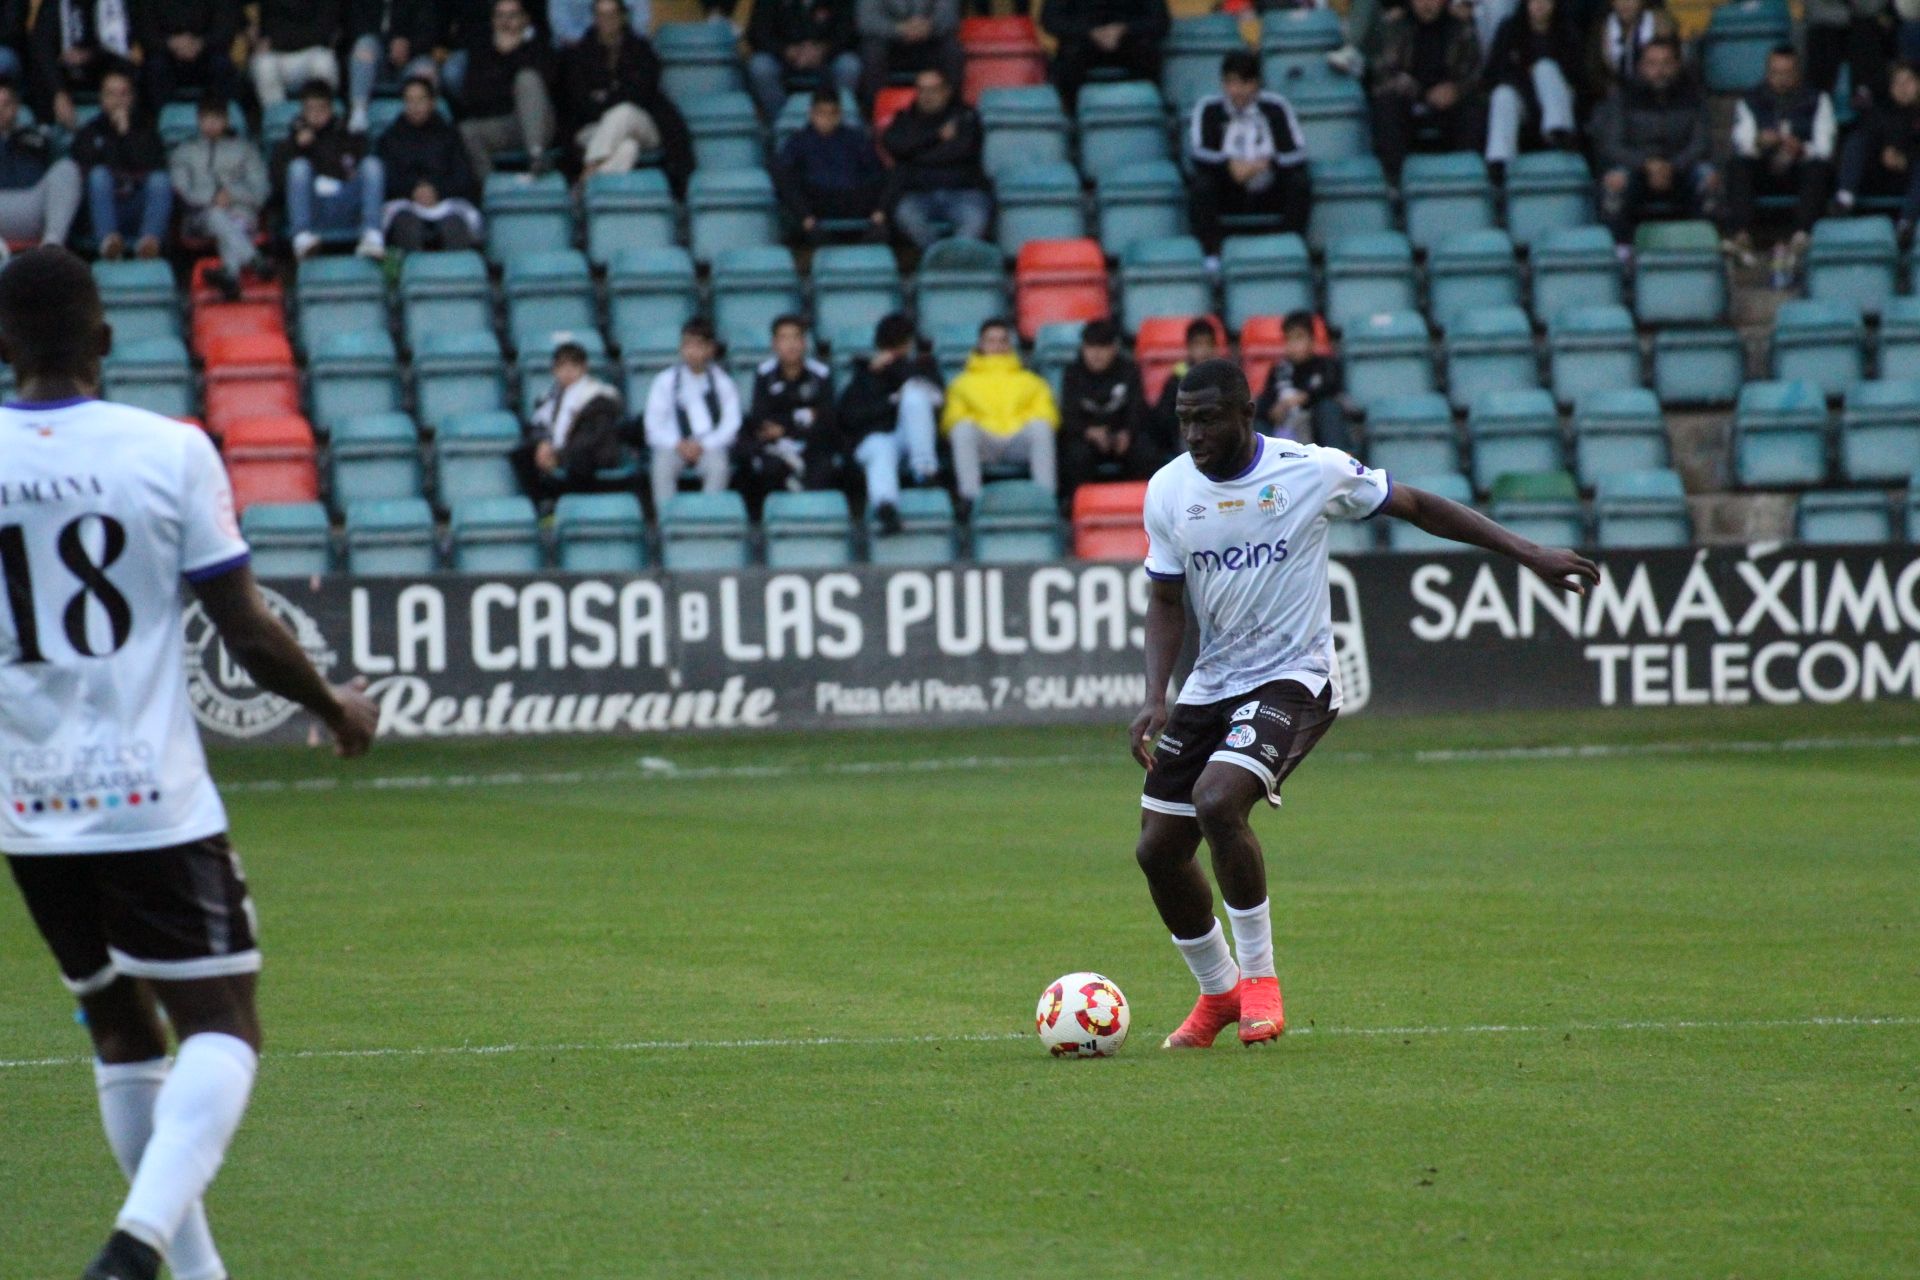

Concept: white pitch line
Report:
left=1, top=1014, right=1913, bottom=1072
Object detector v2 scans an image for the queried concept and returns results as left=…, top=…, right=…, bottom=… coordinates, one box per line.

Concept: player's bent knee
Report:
left=81, top=979, right=169, bottom=1064
left=1191, top=775, right=1257, bottom=834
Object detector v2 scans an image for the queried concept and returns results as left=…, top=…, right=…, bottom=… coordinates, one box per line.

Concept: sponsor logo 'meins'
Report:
left=1189, top=540, right=1290, bottom=574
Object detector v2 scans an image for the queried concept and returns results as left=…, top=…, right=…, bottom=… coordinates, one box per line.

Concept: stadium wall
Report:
left=196, top=546, right=1920, bottom=743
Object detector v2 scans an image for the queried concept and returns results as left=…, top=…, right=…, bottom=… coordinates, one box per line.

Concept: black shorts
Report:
left=7, top=835, right=260, bottom=996
left=1142, top=679, right=1338, bottom=816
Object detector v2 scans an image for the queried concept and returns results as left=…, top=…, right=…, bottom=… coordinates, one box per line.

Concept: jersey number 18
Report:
left=0, top=515, right=132, bottom=663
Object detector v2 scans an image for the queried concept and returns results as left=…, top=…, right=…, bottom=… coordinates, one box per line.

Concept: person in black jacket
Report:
left=880, top=67, right=992, bottom=248
left=1835, top=60, right=1920, bottom=236
left=747, top=0, right=861, bottom=120
left=1187, top=50, right=1311, bottom=260
left=1040, top=0, right=1169, bottom=112
left=734, top=315, right=844, bottom=517
left=559, top=0, right=693, bottom=193
left=1147, top=318, right=1217, bottom=455
left=458, top=0, right=557, bottom=180
left=73, top=68, right=171, bottom=258
left=375, top=76, right=482, bottom=249
left=1483, top=0, right=1581, bottom=173
left=1059, top=318, right=1156, bottom=496
left=1252, top=311, right=1351, bottom=450
left=837, top=311, right=944, bottom=531
left=249, top=0, right=344, bottom=108
left=28, top=0, right=134, bottom=128
left=138, top=0, right=241, bottom=110
left=775, top=87, right=887, bottom=241
left=275, top=80, right=387, bottom=257
left=0, top=81, right=81, bottom=246
left=346, top=0, right=438, bottom=134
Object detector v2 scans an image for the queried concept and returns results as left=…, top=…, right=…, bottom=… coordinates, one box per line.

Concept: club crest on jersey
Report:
left=1257, top=484, right=1291, bottom=516
left=1216, top=499, right=1245, bottom=515
left=1224, top=724, right=1257, bottom=749
left=1230, top=700, right=1261, bottom=722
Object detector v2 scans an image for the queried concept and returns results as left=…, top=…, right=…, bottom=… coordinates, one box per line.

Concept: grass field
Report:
left=3, top=702, right=1917, bottom=1278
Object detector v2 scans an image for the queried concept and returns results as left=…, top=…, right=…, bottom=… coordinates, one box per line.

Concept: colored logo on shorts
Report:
left=1230, top=700, right=1261, bottom=723
left=1224, top=724, right=1257, bottom=749
left=1257, top=484, right=1290, bottom=516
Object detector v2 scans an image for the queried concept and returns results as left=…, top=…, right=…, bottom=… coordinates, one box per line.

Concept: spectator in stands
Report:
left=0, top=82, right=81, bottom=249
left=558, top=0, right=693, bottom=192
left=642, top=317, right=743, bottom=512
left=428, top=0, right=495, bottom=102
left=28, top=0, right=133, bottom=128
left=347, top=1, right=440, bottom=135
left=1147, top=317, right=1215, bottom=455
left=376, top=76, right=484, bottom=249
left=747, top=1, right=861, bottom=120
left=1726, top=46, right=1835, bottom=285
left=171, top=94, right=270, bottom=299
left=942, top=317, right=1060, bottom=510
left=249, top=0, right=344, bottom=108
left=837, top=311, right=944, bottom=533
left=857, top=0, right=964, bottom=103
left=72, top=68, right=169, bottom=260
left=514, top=339, right=630, bottom=499
left=1369, top=0, right=1484, bottom=180
left=1583, top=0, right=1676, bottom=104
left=1835, top=59, right=1920, bottom=238
left=776, top=86, right=887, bottom=242
left=138, top=0, right=242, bottom=110
left=1805, top=0, right=1893, bottom=108
left=275, top=80, right=386, bottom=259
left=1188, top=49, right=1311, bottom=267
left=459, top=0, right=558, bottom=181
left=1253, top=311, right=1351, bottom=450
left=1483, top=0, right=1582, bottom=176
left=735, top=315, right=842, bottom=516
left=549, top=0, right=651, bottom=45
left=882, top=66, right=992, bottom=248
left=1058, top=318, right=1155, bottom=497
left=1040, top=0, right=1171, bottom=112
left=1592, top=37, right=1716, bottom=248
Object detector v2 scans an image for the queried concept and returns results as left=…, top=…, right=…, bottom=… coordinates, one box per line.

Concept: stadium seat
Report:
left=1770, top=298, right=1866, bottom=399
left=102, top=336, right=195, bottom=420
left=871, top=86, right=916, bottom=136
left=399, top=251, right=493, bottom=353
left=1386, top=471, right=1473, bottom=551
left=307, top=330, right=403, bottom=434
left=159, top=99, right=242, bottom=148
left=619, top=326, right=687, bottom=407
left=690, top=89, right=767, bottom=172
left=973, top=480, right=1064, bottom=563
left=914, top=239, right=1009, bottom=340
left=1839, top=380, right=1920, bottom=484
left=502, top=250, right=596, bottom=353
left=1221, top=234, right=1311, bottom=336
left=1077, top=80, right=1169, bottom=175
left=656, top=19, right=746, bottom=98
left=1530, top=225, right=1624, bottom=323
left=190, top=256, right=282, bottom=307
left=960, top=16, right=1047, bottom=104
left=293, top=256, right=387, bottom=353
left=1070, top=481, right=1149, bottom=561
left=203, top=378, right=300, bottom=439
left=1030, top=321, right=1089, bottom=396
left=1401, top=152, right=1495, bottom=252
left=192, top=306, right=287, bottom=361
left=1260, top=8, right=1343, bottom=85
left=1014, top=239, right=1110, bottom=342
left=223, top=415, right=319, bottom=511
left=554, top=493, right=648, bottom=572
left=1362, top=393, right=1456, bottom=477
left=1797, top=488, right=1892, bottom=544
left=1878, top=296, right=1920, bottom=376
left=585, top=170, right=678, bottom=267
left=1344, top=310, right=1434, bottom=407
left=1135, top=315, right=1226, bottom=402
left=414, top=330, right=509, bottom=430
left=763, top=491, right=857, bottom=568
left=449, top=496, right=543, bottom=573
left=1548, top=304, right=1639, bottom=407
left=1324, top=231, right=1416, bottom=331
left=1805, top=216, right=1900, bottom=318
left=1702, top=0, right=1791, bottom=92
left=1443, top=306, right=1537, bottom=410
left=515, top=331, right=612, bottom=418
left=710, top=246, right=803, bottom=354
left=1488, top=469, right=1585, bottom=546
left=814, top=245, right=905, bottom=354
left=870, top=487, right=961, bottom=565
left=1119, top=237, right=1211, bottom=335
left=1427, top=229, right=1521, bottom=330
left=1572, top=387, right=1669, bottom=488
left=344, top=497, right=438, bottom=575
left=483, top=171, right=575, bottom=266
left=1733, top=380, right=1830, bottom=487
left=1502, top=150, right=1595, bottom=248
left=979, top=85, right=1072, bottom=178
left=659, top=491, right=752, bottom=570
left=1909, top=478, right=1920, bottom=542
left=1633, top=221, right=1727, bottom=325
left=260, top=100, right=302, bottom=147
left=93, top=260, right=180, bottom=343
left=328, top=412, right=423, bottom=504
left=687, top=168, right=780, bottom=265
left=1467, top=388, right=1562, bottom=493
left=433, top=410, right=524, bottom=504
left=996, top=162, right=1090, bottom=258
left=1286, top=74, right=1369, bottom=162
left=1162, top=13, right=1244, bottom=107
left=1593, top=468, right=1691, bottom=547
left=1307, top=155, right=1394, bottom=251
left=1094, top=159, right=1186, bottom=258
left=241, top=502, right=331, bottom=577
left=607, top=246, right=699, bottom=342
left=1651, top=327, right=1745, bottom=407
left=1237, top=314, right=1288, bottom=396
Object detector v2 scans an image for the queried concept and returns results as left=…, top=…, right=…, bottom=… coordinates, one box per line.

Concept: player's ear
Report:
left=0, top=332, right=12, bottom=370
left=95, top=319, right=113, bottom=363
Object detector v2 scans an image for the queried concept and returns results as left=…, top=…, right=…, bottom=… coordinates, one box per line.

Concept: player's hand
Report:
left=326, top=676, right=378, bottom=758
left=1129, top=702, right=1167, bottom=770
left=1522, top=546, right=1600, bottom=596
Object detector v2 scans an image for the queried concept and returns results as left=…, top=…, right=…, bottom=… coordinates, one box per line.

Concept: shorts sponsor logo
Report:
left=1259, top=744, right=1280, bottom=763
left=1223, top=724, right=1257, bottom=749
left=184, top=588, right=337, bottom=738
left=1157, top=734, right=1186, bottom=755
left=1257, top=484, right=1291, bottom=516
left=1257, top=705, right=1293, bottom=727
left=1230, top=699, right=1261, bottom=722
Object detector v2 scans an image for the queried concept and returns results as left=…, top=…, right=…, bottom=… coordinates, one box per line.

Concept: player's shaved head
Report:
left=1176, top=358, right=1251, bottom=405
left=1175, top=359, right=1256, bottom=477
left=0, top=247, right=110, bottom=388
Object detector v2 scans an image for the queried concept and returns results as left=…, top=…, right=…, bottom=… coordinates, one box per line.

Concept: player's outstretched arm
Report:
left=1378, top=482, right=1600, bottom=595
left=192, top=566, right=379, bottom=757
left=1129, top=576, right=1187, bottom=769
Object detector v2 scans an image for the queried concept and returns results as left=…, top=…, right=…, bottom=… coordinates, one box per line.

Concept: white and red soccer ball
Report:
left=1035, top=972, right=1130, bottom=1057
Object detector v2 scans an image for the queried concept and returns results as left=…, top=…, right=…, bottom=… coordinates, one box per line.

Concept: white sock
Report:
left=1171, top=919, right=1240, bottom=995
left=1226, top=899, right=1277, bottom=980
left=114, top=1034, right=257, bottom=1264
left=94, top=1059, right=229, bottom=1280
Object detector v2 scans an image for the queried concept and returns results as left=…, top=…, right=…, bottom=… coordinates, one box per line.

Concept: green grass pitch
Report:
left=3, top=702, right=1917, bottom=1278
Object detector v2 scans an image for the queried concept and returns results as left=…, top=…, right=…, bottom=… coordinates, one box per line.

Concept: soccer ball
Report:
left=1035, top=972, right=1130, bottom=1057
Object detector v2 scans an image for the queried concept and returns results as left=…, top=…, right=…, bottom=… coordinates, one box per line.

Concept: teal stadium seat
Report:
left=344, top=498, right=437, bottom=575
left=1652, top=326, right=1744, bottom=407
left=1734, top=380, right=1830, bottom=487
left=1162, top=13, right=1244, bottom=107
left=1444, top=305, right=1537, bottom=410
left=1770, top=298, right=1866, bottom=399
left=1326, top=518, right=1378, bottom=554
left=814, top=244, right=905, bottom=354
left=1095, top=159, right=1185, bottom=258
left=1029, top=322, right=1085, bottom=397
left=1488, top=469, right=1585, bottom=546
left=399, top=251, right=492, bottom=352
left=1428, top=229, right=1520, bottom=330
left=103, top=336, right=194, bottom=420
left=1548, top=304, right=1639, bottom=407
left=1077, top=80, right=1168, bottom=174
left=1572, top=387, right=1668, bottom=488
left=585, top=170, right=677, bottom=266
left=1363, top=392, right=1457, bottom=476
left=1530, top=225, right=1623, bottom=323
left=1119, top=236, right=1211, bottom=334
left=328, top=412, right=423, bottom=504
left=450, top=496, right=543, bottom=573
left=503, top=250, right=596, bottom=353
left=1806, top=215, right=1899, bottom=318
left=619, top=327, right=686, bottom=407
left=1260, top=7, right=1343, bottom=85
left=764, top=490, right=857, bottom=568
left=294, top=256, right=387, bottom=353
left=433, top=410, right=523, bottom=504
left=979, top=85, right=1072, bottom=179
left=1594, top=468, right=1691, bottom=547
left=1286, top=74, right=1369, bottom=162
left=914, top=239, right=1009, bottom=339
left=241, top=502, right=331, bottom=577
left=1702, top=0, right=1791, bottom=92
left=1386, top=471, right=1473, bottom=551
left=1221, top=234, right=1311, bottom=335
left=1468, top=388, right=1562, bottom=493
left=93, top=260, right=180, bottom=343
left=607, top=246, right=698, bottom=343
left=710, top=245, right=803, bottom=354
left=1633, top=221, right=1726, bottom=325
left=657, top=20, right=746, bottom=99
left=1344, top=310, right=1434, bottom=407
left=659, top=491, right=752, bottom=570
left=483, top=171, right=575, bottom=266
left=685, top=91, right=762, bottom=171
left=413, top=331, right=508, bottom=429
left=997, top=162, right=1089, bottom=258
left=1797, top=489, right=1892, bottom=544
left=687, top=168, right=780, bottom=264
left=869, top=488, right=960, bottom=565
left=1401, top=152, right=1495, bottom=252
left=307, top=330, right=403, bottom=433
left=1306, top=155, right=1393, bottom=250
left=555, top=493, right=648, bottom=572
left=973, top=480, right=1065, bottom=563
left=1878, top=296, right=1920, bottom=375
left=1839, top=379, right=1920, bottom=484
left=1502, top=150, right=1595, bottom=248
left=1909, top=476, right=1920, bottom=541
left=1325, top=231, right=1416, bottom=331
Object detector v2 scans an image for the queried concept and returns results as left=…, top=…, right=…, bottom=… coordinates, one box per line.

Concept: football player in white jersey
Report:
left=1129, top=359, right=1597, bottom=1049
left=0, top=248, right=379, bottom=1280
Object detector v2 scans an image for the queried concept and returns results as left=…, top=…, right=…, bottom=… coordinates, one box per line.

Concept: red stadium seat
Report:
left=1014, top=238, right=1110, bottom=341
left=189, top=256, right=282, bottom=306
left=204, top=378, right=301, bottom=438
left=961, top=17, right=1046, bottom=103
left=1135, top=315, right=1228, bottom=401
left=221, top=415, right=319, bottom=511
left=873, top=86, right=916, bottom=136
left=202, top=330, right=296, bottom=378
left=1071, top=481, right=1150, bottom=561
left=190, top=302, right=285, bottom=356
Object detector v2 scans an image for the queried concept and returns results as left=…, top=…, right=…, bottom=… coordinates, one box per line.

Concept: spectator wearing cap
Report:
left=747, top=0, right=861, bottom=121
left=458, top=0, right=558, bottom=181
left=1147, top=318, right=1218, bottom=456
left=514, top=339, right=630, bottom=499
left=170, top=93, right=270, bottom=299
left=642, top=318, right=743, bottom=511
left=1726, top=45, right=1835, bottom=283
left=1252, top=311, right=1351, bottom=450
left=735, top=315, right=843, bottom=516
left=836, top=311, right=944, bottom=533
left=375, top=76, right=484, bottom=250
left=856, top=0, right=964, bottom=103
left=558, top=0, right=694, bottom=192
left=1368, top=0, right=1484, bottom=181
left=1188, top=49, right=1311, bottom=265
left=138, top=0, right=242, bottom=110
left=1041, top=0, right=1170, bottom=112
left=1058, top=318, right=1156, bottom=497
left=942, top=317, right=1060, bottom=508
left=882, top=66, right=992, bottom=248
left=1592, top=36, right=1717, bottom=246
left=72, top=67, right=169, bottom=260
left=776, top=86, right=888, bottom=243
left=274, top=79, right=387, bottom=259
left=0, top=81, right=82, bottom=249
left=249, top=0, right=344, bottom=108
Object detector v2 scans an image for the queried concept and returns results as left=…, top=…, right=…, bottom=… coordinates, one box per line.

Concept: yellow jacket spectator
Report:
left=942, top=319, right=1060, bottom=504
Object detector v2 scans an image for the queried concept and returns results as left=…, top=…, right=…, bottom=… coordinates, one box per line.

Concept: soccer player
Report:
left=0, top=248, right=379, bottom=1280
left=1130, top=360, right=1597, bottom=1048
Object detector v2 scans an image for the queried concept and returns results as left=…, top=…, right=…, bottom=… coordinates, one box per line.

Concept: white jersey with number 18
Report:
left=1143, top=438, right=1391, bottom=709
left=0, top=398, right=249, bottom=855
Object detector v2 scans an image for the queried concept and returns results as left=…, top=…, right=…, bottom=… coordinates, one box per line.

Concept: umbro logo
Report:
left=1185, top=504, right=1207, bottom=520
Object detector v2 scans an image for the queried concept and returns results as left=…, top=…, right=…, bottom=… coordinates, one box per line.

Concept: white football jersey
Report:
left=1143, top=438, right=1391, bottom=708
left=0, top=398, right=249, bottom=855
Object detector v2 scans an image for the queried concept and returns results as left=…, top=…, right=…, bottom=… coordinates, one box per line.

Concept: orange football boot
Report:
left=1161, top=986, right=1241, bottom=1049
left=1237, top=975, right=1285, bottom=1044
